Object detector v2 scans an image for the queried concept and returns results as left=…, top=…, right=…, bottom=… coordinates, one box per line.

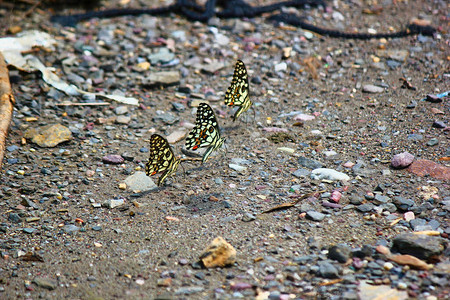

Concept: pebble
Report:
left=24, top=124, right=73, bottom=147
left=292, top=168, right=310, bottom=178
left=391, top=152, right=414, bottom=168
left=293, top=113, right=315, bottom=121
left=63, top=225, right=79, bottom=234
left=33, top=277, right=57, bottom=290
left=318, top=261, right=339, bottom=278
left=432, top=120, right=446, bottom=128
left=362, top=84, right=384, bottom=93
left=242, top=213, right=256, bottom=222
left=306, top=211, right=325, bottom=221
left=298, top=156, right=323, bottom=169
left=392, top=233, right=446, bottom=260
left=114, top=106, right=128, bottom=115
left=311, top=168, right=350, bottom=181
left=102, top=154, right=124, bottom=164
left=357, top=203, right=375, bottom=212
left=144, top=71, right=180, bottom=86
left=328, top=244, right=351, bottom=263
left=228, top=164, right=247, bottom=173
left=124, top=171, right=157, bottom=192
left=103, top=198, right=125, bottom=209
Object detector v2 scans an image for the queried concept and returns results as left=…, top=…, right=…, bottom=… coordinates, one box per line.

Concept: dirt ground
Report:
left=0, top=0, right=449, bottom=299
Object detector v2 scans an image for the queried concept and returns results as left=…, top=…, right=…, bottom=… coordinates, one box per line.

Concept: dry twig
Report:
left=0, top=52, right=16, bottom=171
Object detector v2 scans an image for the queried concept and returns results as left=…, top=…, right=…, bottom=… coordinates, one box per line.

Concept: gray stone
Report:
left=123, top=171, right=157, bottom=192
left=292, top=168, right=310, bottom=177
left=298, top=156, right=323, bottom=169
left=391, top=152, right=414, bottom=168
left=357, top=203, right=374, bottom=212
left=63, top=224, right=80, bottom=234
left=306, top=211, right=325, bottom=221
left=318, top=261, right=339, bottom=278
left=393, top=197, right=415, bottom=211
left=373, top=194, right=390, bottom=205
left=328, top=244, right=351, bottom=263
left=392, top=233, right=448, bottom=260
left=33, top=277, right=57, bottom=290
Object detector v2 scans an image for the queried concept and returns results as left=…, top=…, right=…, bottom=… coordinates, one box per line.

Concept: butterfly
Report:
left=145, top=134, right=181, bottom=186
left=185, top=103, right=225, bottom=163
left=224, top=60, right=253, bottom=121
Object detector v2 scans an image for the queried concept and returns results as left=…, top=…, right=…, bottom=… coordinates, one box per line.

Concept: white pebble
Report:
left=311, top=168, right=350, bottom=181
left=383, top=262, right=394, bottom=270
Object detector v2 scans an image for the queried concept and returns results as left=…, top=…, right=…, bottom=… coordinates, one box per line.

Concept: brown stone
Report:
left=407, top=159, right=450, bottom=180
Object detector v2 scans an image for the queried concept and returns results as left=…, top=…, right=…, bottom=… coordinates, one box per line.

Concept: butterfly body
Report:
left=185, top=103, right=225, bottom=163
left=145, top=134, right=181, bottom=186
left=224, top=60, right=253, bottom=121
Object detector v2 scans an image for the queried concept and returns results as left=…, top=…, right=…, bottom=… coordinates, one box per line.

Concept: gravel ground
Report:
left=0, top=0, right=449, bottom=299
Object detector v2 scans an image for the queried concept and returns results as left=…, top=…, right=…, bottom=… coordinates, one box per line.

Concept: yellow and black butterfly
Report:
left=224, top=60, right=253, bottom=121
left=145, top=134, right=181, bottom=186
left=185, top=103, right=225, bottom=163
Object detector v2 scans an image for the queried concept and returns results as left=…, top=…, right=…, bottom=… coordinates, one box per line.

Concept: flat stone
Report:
left=362, top=84, right=384, bottom=93
left=311, top=168, right=350, bottom=181
left=298, top=156, right=323, bottom=169
left=306, top=211, right=325, bottom=221
left=392, top=233, right=447, bottom=261
left=318, top=261, right=339, bottom=278
left=144, top=71, right=180, bottom=86
left=33, top=277, right=57, bottom=290
left=24, top=124, right=72, bottom=147
left=124, top=171, right=157, bottom=192
left=407, top=159, right=450, bottom=180
left=328, top=244, right=351, bottom=263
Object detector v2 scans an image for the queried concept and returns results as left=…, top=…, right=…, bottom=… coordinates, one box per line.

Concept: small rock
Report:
left=391, top=152, right=414, bottom=168
left=63, top=225, right=79, bottom=234
left=124, top=171, right=157, bottom=192
left=311, top=168, right=350, bottom=181
left=306, top=211, right=325, bottom=221
left=407, top=159, right=450, bottom=180
left=392, top=233, right=447, bottom=261
left=318, top=261, right=339, bottom=278
left=102, top=154, right=124, bottom=164
left=199, top=237, right=236, bottom=268
left=242, top=213, right=256, bottom=222
left=292, top=168, right=310, bottom=178
left=144, top=71, right=180, bottom=86
left=426, top=138, right=439, bottom=146
left=298, top=157, right=323, bottom=169
left=328, top=244, right=351, bottom=263
left=166, top=129, right=187, bottom=143
left=115, top=115, right=131, bottom=124
left=358, top=280, right=407, bottom=300
left=362, top=84, right=384, bottom=93
left=274, top=62, right=287, bottom=72
left=293, top=114, right=315, bottom=121
left=357, top=203, right=375, bottom=212
left=24, top=124, right=72, bottom=147
left=148, top=47, right=175, bottom=64
left=432, top=121, right=447, bottom=128
left=114, top=106, right=128, bottom=115
left=103, top=198, right=125, bottom=209
left=33, top=277, right=57, bottom=290
left=229, top=164, right=247, bottom=173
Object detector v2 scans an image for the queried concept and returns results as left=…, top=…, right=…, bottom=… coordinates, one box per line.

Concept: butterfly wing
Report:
left=224, top=60, right=251, bottom=121
left=185, top=103, right=221, bottom=150
left=145, top=134, right=177, bottom=177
